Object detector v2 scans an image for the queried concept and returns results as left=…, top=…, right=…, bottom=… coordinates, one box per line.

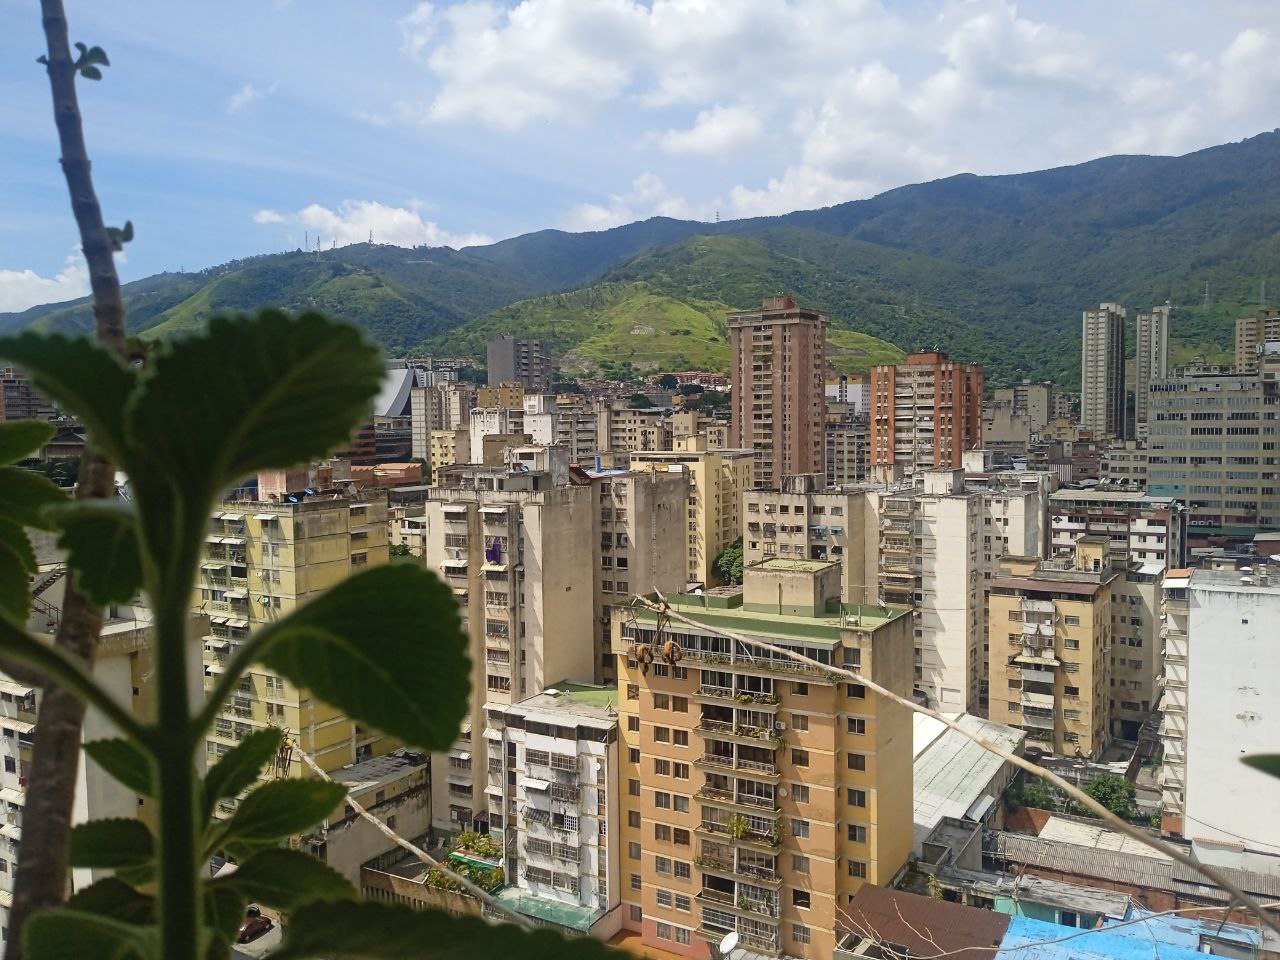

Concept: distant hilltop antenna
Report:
left=369, top=230, right=373, bottom=245
left=1203, top=280, right=1210, bottom=307
left=304, top=230, right=308, bottom=250
left=714, top=210, right=720, bottom=223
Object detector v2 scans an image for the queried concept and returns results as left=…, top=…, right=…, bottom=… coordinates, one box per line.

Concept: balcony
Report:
left=696, top=719, right=783, bottom=746
left=696, top=821, right=781, bottom=850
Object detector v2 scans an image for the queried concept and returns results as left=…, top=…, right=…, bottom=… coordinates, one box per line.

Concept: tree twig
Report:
left=7, top=3, right=130, bottom=956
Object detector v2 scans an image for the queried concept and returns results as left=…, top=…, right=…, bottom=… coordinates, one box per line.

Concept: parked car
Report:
left=237, top=904, right=274, bottom=944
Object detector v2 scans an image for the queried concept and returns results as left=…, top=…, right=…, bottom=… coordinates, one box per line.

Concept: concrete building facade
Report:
left=870, top=352, right=983, bottom=474
left=488, top=336, right=553, bottom=391
left=613, top=559, right=914, bottom=960
left=1233, top=311, right=1280, bottom=374
left=727, top=296, right=827, bottom=488
left=1134, top=304, right=1170, bottom=428
left=1048, top=489, right=1186, bottom=569
left=1080, top=303, right=1127, bottom=440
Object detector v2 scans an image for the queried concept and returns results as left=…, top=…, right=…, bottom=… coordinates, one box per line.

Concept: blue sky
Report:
left=2, top=0, right=1279, bottom=312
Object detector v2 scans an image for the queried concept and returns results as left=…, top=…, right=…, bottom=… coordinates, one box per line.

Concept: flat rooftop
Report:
left=1049, top=490, right=1178, bottom=505
left=494, top=888, right=602, bottom=932
left=331, top=748, right=429, bottom=794
left=750, top=557, right=836, bottom=573
left=1191, top=566, right=1280, bottom=593
left=645, top=593, right=909, bottom=644
left=508, top=681, right=619, bottom=725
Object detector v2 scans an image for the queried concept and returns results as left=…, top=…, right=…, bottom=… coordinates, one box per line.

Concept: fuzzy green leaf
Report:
left=202, top=727, right=283, bottom=819
left=0, top=465, right=64, bottom=529
left=215, top=779, right=346, bottom=860
left=0, top=541, right=30, bottom=622
left=68, top=818, right=154, bottom=868
left=84, top=738, right=154, bottom=797
left=46, top=501, right=142, bottom=605
left=253, top=564, right=468, bottom=750
left=78, top=44, right=110, bottom=67
left=275, top=902, right=629, bottom=960
left=65, top=877, right=153, bottom=924
left=211, top=848, right=356, bottom=912
left=0, top=519, right=37, bottom=575
left=203, top=882, right=248, bottom=960
left=78, top=64, right=102, bottom=80
left=0, top=420, right=54, bottom=464
left=1242, top=754, right=1280, bottom=780
left=24, top=909, right=156, bottom=960
left=0, top=333, right=134, bottom=463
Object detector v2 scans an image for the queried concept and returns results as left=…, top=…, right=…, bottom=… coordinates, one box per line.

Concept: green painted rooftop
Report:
left=546, top=682, right=618, bottom=708
left=637, top=596, right=908, bottom=643
left=495, top=888, right=602, bottom=932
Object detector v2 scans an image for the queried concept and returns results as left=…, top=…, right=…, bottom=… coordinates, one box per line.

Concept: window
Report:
left=654, top=759, right=670, bottom=776
left=629, top=748, right=640, bottom=764
left=675, top=929, right=691, bottom=945
left=847, top=824, right=867, bottom=843
left=674, top=894, right=691, bottom=912
left=791, top=818, right=810, bottom=838
left=655, top=791, right=671, bottom=809
left=674, top=795, right=690, bottom=813
left=792, top=682, right=809, bottom=696
left=674, top=860, right=691, bottom=880
left=672, top=696, right=688, bottom=712
left=1064, top=615, right=1081, bottom=626
left=792, top=784, right=810, bottom=804
left=674, top=828, right=690, bottom=846
left=846, top=752, right=866, bottom=772
left=630, top=905, right=642, bottom=923
left=848, top=717, right=866, bottom=735
left=674, top=762, right=689, bottom=780
left=792, top=890, right=811, bottom=909
left=792, top=854, right=810, bottom=874
left=629, top=842, right=641, bottom=860
left=653, top=693, right=670, bottom=709
left=654, top=727, right=671, bottom=743
left=1064, top=638, right=1080, bottom=649
left=630, top=873, right=642, bottom=891
left=626, top=684, right=639, bottom=701
left=656, top=923, right=672, bottom=941
left=846, top=683, right=866, bottom=699
left=791, top=749, right=809, bottom=767
left=656, top=890, right=673, bottom=908
left=791, top=713, right=809, bottom=731
left=847, top=788, right=867, bottom=807
left=627, top=716, right=640, bottom=732
left=793, top=925, right=811, bottom=945
left=673, top=729, right=689, bottom=747
left=655, top=856, right=672, bottom=874
left=629, top=779, right=641, bottom=796
left=628, top=810, right=641, bottom=828
left=848, top=859, right=867, bottom=878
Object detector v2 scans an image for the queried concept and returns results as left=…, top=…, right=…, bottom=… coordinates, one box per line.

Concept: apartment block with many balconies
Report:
left=1156, top=567, right=1190, bottom=837
left=870, top=352, right=983, bottom=475
left=612, top=558, right=913, bottom=960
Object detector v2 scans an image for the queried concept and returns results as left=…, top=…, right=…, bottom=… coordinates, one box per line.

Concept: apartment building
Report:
left=1156, top=568, right=1189, bottom=837
left=630, top=442, right=754, bottom=588
left=478, top=383, right=526, bottom=409
left=411, top=382, right=476, bottom=461
left=987, top=538, right=1115, bottom=758
left=197, top=470, right=393, bottom=790
left=1147, top=365, right=1280, bottom=533
left=597, top=399, right=672, bottom=454
left=420, top=460, right=597, bottom=830
left=1099, top=440, right=1148, bottom=487
left=488, top=335, right=554, bottom=391
left=1180, top=565, right=1280, bottom=872
left=825, top=376, right=870, bottom=414
left=877, top=471, right=1050, bottom=712
left=587, top=467, right=690, bottom=687
left=825, top=403, right=868, bottom=487
left=1080, top=303, right=1127, bottom=440
left=484, top=684, right=622, bottom=938
left=727, top=296, right=827, bottom=488
left=1134, top=304, right=1170, bottom=428
left=869, top=352, right=983, bottom=474
left=613, top=559, right=914, bottom=960
left=1048, top=489, right=1186, bottom=568
left=0, top=367, right=54, bottom=421
left=993, top=381, right=1057, bottom=432
left=742, top=475, right=873, bottom=608
left=1233, top=311, right=1280, bottom=374
left=523, top=395, right=598, bottom=464
left=429, top=428, right=468, bottom=477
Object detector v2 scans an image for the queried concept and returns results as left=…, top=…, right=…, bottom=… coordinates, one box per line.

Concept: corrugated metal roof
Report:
left=992, top=577, right=1103, bottom=597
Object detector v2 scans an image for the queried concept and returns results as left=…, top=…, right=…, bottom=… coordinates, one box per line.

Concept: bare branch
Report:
left=6, top=3, right=130, bottom=955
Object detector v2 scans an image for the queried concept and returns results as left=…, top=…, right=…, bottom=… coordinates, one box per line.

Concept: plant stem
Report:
left=7, top=4, right=130, bottom=956
left=155, top=595, right=200, bottom=960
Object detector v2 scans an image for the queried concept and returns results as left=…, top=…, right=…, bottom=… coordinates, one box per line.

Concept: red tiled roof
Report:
left=843, top=884, right=1010, bottom=960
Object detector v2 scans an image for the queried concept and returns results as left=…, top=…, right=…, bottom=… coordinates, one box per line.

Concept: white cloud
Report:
left=563, top=173, right=708, bottom=231
left=399, top=3, right=437, bottom=59
left=660, top=104, right=763, bottom=156
left=252, top=200, right=491, bottom=249
left=226, top=81, right=276, bottom=114
left=0, top=252, right=90, bottom=314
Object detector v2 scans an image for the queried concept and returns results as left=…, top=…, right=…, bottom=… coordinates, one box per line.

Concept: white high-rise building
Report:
left=1080, top=303, right=1127, bottom=439
left=1134, top=304, right=1170, bottom=428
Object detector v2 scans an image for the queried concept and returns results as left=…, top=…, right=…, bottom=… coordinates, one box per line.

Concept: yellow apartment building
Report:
left=987, top=537, right=1115, bottom=758
left=630, top=440, right=753, bottom=588
left=196, top=468, right=392, bottom=807
left=612, top=558, right=914, bottom=959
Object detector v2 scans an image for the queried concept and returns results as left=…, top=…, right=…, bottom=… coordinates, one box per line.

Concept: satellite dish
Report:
left=720, top=932, right=739, bottom=957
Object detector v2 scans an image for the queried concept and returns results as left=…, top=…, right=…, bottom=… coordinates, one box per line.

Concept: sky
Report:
left=3, top=0, right=1280, bottom=313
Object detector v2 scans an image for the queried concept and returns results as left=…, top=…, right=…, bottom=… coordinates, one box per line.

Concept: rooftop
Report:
left=494, top=888, right=602, bottom=933
left=839, top=885, right=1008, bottom=960
left=330, top=748, right=429, bottom=795
left=913, top=713, right=1025, bottom=849
left=1191, top=566, right=1280, bottom=593
left=507, top=681, right=619, bottom=725
left=1049, top=489, right=1179, bottom=505
left=750, top=557, right=836, bottom=573
left=1036, top=815, right=1171, bottom=860
left=643, top=593, right=908, bottom=645
left=996, top=913, right=1256, bottom=960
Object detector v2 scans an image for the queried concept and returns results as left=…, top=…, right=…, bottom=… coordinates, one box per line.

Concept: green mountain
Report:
left=8, top=130, right=1280, bottom=384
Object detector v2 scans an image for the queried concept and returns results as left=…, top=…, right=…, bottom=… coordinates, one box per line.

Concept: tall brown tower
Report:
left=727, top=297, right=827, bottom=488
